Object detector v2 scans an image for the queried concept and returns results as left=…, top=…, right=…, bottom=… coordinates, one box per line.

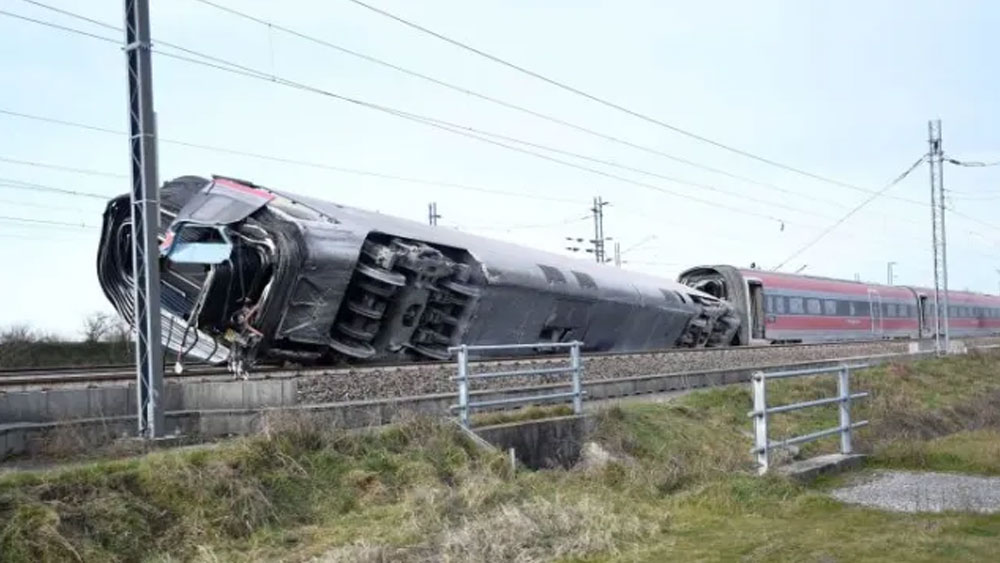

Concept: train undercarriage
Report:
left=97, top=176, right=740, bottom=374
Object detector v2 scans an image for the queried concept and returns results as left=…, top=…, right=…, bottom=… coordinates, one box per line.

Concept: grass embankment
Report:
left=2, top=352, right=1000, bottom=561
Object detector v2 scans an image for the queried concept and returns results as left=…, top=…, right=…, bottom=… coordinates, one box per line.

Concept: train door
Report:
left=747, top=279, right=765, bottom=341
left=917, top=294, right=930, bottom=338
left=868, top=289, right=883, bottom=337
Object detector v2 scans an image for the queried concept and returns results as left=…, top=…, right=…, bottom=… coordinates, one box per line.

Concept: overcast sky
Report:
left=1, top=0, right=999, bottom=337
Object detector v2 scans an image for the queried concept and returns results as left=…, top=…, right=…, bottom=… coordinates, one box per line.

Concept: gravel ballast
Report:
left=297, top=341, right=909, bottom=403
left=831, top=470, right=1000, bottom=513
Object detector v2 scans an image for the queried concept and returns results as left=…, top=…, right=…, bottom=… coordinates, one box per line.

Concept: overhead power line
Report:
left=0, top=196, right=83, bottom=212
left=0, top=177, right=112, bottom=200
left=186, top=0, right=850, bottom=211
left=0, top=214, right=97, bottom=229
left=0, top=108, right=580, bottom=205
left=772, top=154, right=928, bottom=271
left=0, top=155, right=126, bottom=178
left=6, top=3, right=992, bottom=241
left=343, top=0, right=921, bottom=201
left=0, top=8, right=801, bottom=226
left=947, top=157, right=1000, bottom=168
left=8, top=2, right=930, bottom=220
left=453, top=213, right=591, bottom=232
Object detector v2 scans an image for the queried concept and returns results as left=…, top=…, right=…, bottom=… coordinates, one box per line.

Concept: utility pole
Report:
left=590, top=196, right=610, bottom=263
left=886, top=261, right=896, bottom=286
left=124, top=0, right=164, bottom=437
left=427, top=202, right=440, bottom=226
left=928, top=119, right=950, bottom=355
left=613, top=241, right=621, bottom=267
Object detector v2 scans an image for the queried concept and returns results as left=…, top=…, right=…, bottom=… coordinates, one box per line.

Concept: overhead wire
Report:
left=185, top=0, right=851, bottom=210
left=6, top=3, right=999, bottom=260
left=451, top=213, right=591, bottom=232
left=947, top=157, right=1000, bottom=168
left=378, top=108, right=838, bottom=220
left=342, top=0, right=930, bottom=205
left=0, top=177, right=111, bottom=200
left=0, top=4, right=945, bottom=230
left=0, top=156, right=126, bottom=178
left=772, top=154, right=928, bottom=271
left=0, top=108, right=581, bottom=205
left=4, top=6, right=800, bottom=226
left=0, top=214, right=97, bottom=229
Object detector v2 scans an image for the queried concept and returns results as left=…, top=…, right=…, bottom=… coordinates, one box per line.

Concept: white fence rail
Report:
left=749, top=363, right=869, bottom=474
left=449, top=342, right=584, bottom=427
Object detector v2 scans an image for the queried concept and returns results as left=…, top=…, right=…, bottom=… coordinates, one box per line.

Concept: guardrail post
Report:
left=457, top=344, right=469, bottom=427
left=838, top=365, right=852, bottom=454
left=570, top=341, right=583, bottom=415
left=752, top=371, right=768, bottom=474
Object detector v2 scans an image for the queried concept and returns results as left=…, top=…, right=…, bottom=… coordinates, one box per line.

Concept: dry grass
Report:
left=3, top=352, right=1000, bottom=562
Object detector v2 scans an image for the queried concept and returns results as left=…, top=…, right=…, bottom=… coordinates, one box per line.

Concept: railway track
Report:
left=4, top=343, right=999, bottom=460
left=0, top=339, right=928, bottom=389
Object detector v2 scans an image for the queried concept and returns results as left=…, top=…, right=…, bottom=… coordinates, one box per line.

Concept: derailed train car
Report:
left=97, top=175, right=739, bottom=373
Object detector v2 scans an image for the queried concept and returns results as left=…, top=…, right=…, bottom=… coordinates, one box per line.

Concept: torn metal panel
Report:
left=97, top=175, right=740, bottom=373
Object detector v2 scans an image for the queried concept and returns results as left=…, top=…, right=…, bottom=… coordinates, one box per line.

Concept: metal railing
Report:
left=749, top=363, right=869, bottom=474
left=450, top=341, right=584, bottom=427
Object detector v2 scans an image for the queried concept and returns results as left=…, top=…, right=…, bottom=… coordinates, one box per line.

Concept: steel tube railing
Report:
left=452, top=341, right=584, bottom=427
left=748, top=392, right=869, bottom=417
left=450, top=366, right=577, bottom=381
left=752, top=421, right=870, bottom=453
left=451, top=391, right=582, bottom=411
left=751, top=363, right=870, bottom=474
left=448, top=341, right=580, bottom=352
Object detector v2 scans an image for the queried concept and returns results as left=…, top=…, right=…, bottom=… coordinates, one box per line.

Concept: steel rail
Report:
left=0, top=338, right=917, bottom=384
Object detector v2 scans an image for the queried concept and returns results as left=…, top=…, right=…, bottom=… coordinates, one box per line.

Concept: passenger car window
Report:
left=775, top=297, right=785, bottom=314
left=789, top=297, right=804, bottom=314
left=807, top=299, right=821, bottom=315
left=824, top=300, right=837, bottom=315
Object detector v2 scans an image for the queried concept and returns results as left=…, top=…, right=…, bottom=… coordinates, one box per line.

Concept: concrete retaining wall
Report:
left=0, top=379, right=297, bottom=424
left=0, top=350, right=939, bottom=459
left=477, top=415, right=595, bottom=469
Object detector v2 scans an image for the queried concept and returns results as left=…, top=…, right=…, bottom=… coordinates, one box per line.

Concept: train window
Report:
left=900, top=305, right=909, bottom=317
left=537, top=264, right=566, bottom=284
left=887, top=304, right=896, bottom=317
left=765, top=296, right=772, bottom=313
left=857, top=301, right=870, bottom=316
left=571, top=271, right=598, bottom=289
left=824, top=300, right=837, bottom=315
left=849, top=302, right=857, bottom=316
left=789, top=297, right=804, bottom=314
left=775, top=297, right=786, bottom=314
left=807, top=299, right=821, bottom=315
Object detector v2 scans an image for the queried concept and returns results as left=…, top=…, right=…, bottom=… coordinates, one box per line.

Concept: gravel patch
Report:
left=297, top=341, right=907, bottom=403
left=831, top=470, right=1000, bottom=513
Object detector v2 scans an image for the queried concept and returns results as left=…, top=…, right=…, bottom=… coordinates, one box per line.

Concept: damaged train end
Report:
left=97, top=175, right=741, bottom=375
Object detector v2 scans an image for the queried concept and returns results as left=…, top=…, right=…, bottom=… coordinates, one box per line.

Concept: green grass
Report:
left=3, top=352, right=1000, bottom=562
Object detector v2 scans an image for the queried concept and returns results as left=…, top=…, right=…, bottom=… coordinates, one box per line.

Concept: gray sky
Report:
left=1, top=0, right=999, bottom=337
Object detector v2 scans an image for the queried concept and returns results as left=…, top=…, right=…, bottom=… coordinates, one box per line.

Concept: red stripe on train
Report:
left=768, top=316, right=1000, bottom=331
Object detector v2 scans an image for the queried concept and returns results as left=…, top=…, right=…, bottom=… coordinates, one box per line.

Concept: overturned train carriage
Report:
left=97, top=176, right=739, bottom=372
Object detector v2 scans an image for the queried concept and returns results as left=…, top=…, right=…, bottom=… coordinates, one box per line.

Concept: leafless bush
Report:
left=81, top=312, right=132, bottom=344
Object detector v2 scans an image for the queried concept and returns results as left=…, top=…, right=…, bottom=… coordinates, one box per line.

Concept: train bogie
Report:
left=97, top=176, right=740, bottom=373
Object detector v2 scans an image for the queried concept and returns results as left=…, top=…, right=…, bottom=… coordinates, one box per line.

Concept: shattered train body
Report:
left=97, top=176, right=740, bottom=373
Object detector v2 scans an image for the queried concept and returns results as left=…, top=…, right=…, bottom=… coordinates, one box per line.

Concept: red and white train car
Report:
left=679, top=265, right=1000, bottom=345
